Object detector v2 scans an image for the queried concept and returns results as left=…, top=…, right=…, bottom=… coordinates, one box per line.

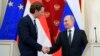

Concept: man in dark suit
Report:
left=18, top=1, right=47, bottom=56
left=44, top=15, right=88, bottom=56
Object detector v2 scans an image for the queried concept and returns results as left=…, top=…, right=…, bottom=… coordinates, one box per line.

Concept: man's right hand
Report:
left=42, top=47, right=50, bottom=54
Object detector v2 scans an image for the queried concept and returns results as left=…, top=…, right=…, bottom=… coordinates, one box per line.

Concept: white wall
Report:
left=84, top=0, right=100, bottom=43
left=0, top=0, right=8, bottom=28
left=0, top=0, right=2, bottom=27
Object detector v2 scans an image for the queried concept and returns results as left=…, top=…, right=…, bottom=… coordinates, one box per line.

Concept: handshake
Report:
left=42, top=47, right=50, bottom=54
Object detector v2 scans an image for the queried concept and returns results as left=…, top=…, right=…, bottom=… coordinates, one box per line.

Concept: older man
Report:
left=44, top=15, right=88, bottom=56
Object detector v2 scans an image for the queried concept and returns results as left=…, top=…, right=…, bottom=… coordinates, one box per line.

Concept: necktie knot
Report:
left=34, top=20, right=36, bottom=24
left=34, top=20, right=37, bottom=27
left=69, top=30, right=71, bottom=32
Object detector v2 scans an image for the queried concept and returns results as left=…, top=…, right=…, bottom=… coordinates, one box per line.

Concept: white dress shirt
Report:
left=29, top=14, right=35, bottom=24
left=67, top=26, right=75, bottom=42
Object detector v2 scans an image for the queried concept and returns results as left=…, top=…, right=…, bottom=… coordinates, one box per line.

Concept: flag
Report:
left=23, top=0, right=52, bottom=56
left=42, top=0, right=65, bottom=45
left=59, top=0, right=83, bottom=31
left=0, top=0, right=25, bottom=40
left=42, top=0, right=65, bottom=56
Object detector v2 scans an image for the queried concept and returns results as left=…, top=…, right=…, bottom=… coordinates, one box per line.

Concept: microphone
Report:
left=94, top=27, right=97, bottom=43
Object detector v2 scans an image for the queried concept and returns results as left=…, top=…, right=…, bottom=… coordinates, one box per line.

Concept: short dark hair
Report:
left=30, top=1, right=44, bottom=14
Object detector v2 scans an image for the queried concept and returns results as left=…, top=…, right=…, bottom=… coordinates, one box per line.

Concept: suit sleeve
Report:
left=18, top=19, right=42, bottom=51
left=81, top=30, right=88, bottom=49
left=48, top=33, right=62, bottom=54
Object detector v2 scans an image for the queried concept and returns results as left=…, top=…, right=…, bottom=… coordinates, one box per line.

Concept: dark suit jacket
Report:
left=49, top=29, right=88, bottom=56
left=18, top=15, right=42, bottom=56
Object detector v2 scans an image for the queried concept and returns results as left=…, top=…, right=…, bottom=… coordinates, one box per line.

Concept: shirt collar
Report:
left=29, top=13, right=35, bottom=21
left=67, top=26, right=75, bottom=32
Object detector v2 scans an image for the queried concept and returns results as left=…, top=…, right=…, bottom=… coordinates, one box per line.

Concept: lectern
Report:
left=82, top=43, right=100, bottom=56
left=0, top=40, right=20, bottom=56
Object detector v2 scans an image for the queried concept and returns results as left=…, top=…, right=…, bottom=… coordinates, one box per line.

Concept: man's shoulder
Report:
left=75, top=29, right=85, bottom=34
left=22, top=15, right=30, bottom=20
left=75, top=29, right=85, bottom=32
left=19, top=15, right=30, bottom=23
left=18, top=15, right=29, bottom=26
left=59, top=30, right=67, bottom=35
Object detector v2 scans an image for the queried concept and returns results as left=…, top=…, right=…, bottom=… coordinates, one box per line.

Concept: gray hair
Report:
left=64, top=15, right=75, bottom=22
left=70, top=15, right=75, bottom=22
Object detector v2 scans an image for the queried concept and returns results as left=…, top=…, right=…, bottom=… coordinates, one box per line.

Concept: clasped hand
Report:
left=42, top=47, right=50, bottom=54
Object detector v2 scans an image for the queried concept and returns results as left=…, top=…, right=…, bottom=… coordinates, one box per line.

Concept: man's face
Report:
left=63, top=16, right=74, bottom=29
left=35, top=7, right=44, bottom=18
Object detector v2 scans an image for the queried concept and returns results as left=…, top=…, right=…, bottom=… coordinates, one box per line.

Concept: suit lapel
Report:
left=26, top=15, right=34, bottom=26
left=26, top=15, right=36, bottom=33
left=63, top=30, right=70, bottom=46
